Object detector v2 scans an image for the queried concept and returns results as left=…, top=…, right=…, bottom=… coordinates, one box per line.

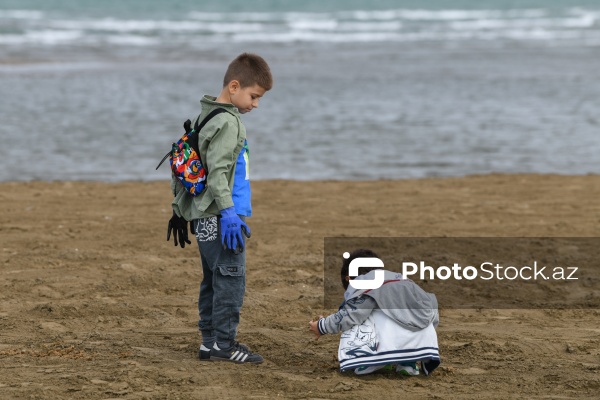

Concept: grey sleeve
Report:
left=170, top=174, right=179, bottom=197
left=317, top=295, right=377, bottom=335
left=170, top=174, right=184, bottom=217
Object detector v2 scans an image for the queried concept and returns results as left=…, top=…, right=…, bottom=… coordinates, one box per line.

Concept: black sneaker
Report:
left=198, top=344, right=212, bottom=361
left=421, top=359, right=441, bottom=376
left=210, top=341, right=264, bottom=364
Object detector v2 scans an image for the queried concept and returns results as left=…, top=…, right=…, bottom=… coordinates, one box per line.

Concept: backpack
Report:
left=156, top=108, right=227, bottom=196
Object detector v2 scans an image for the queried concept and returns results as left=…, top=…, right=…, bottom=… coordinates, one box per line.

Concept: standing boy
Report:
left=168, top=53, right=273, bottom=364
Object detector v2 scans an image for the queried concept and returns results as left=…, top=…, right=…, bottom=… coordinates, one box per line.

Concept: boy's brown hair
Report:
left=223, top=53, right=273, bottom=91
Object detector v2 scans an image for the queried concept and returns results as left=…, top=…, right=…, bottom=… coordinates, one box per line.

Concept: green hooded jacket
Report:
left=171, top=95, right=247, bottom=220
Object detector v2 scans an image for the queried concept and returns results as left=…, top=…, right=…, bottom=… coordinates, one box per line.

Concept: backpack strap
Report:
left=188, top=108, right=228, bottom=156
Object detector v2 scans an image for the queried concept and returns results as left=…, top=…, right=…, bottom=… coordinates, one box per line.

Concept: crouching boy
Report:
left=309, top=249, right=441, bottom=375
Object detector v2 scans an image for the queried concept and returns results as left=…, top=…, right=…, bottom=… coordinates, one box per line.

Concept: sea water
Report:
left=0, top=0, right=599, bottom=181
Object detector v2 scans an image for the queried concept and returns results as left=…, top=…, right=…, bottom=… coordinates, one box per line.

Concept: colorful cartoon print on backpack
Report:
left=170, top=136, right=206, bottom=196
left=156, top=108, right=227, bottom=197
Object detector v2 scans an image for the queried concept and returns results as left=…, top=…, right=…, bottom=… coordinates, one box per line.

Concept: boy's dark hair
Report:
left=341, top=249, right=381, bottom=290
left=223, top=53, right=273, bottom=91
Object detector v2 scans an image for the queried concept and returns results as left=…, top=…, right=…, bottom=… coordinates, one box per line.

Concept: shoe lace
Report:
left=232, top=341, right=253, bottom=355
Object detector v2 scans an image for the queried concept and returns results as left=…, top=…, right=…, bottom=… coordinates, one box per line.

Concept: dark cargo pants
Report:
left=194, top=215, right=246, bottom=345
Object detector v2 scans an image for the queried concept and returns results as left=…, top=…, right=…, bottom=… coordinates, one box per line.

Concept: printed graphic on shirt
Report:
left=196, top=216, right=218, bottom=242
left=243, top=142, right=250, bottom=180
left=340, top=316, right=378, bottom=359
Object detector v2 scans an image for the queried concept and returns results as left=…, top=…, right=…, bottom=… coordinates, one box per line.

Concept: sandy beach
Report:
left=1, top=174, right=599, bottom=399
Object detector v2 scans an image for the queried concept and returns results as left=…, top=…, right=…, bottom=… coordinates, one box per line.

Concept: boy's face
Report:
left=228, top=81, right=266, bottom=114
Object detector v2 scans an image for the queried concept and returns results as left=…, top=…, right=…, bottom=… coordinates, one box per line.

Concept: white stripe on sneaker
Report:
left=236, top=353, right=245, bottom=361
left=230, top=350, right=239, bottom=360
left=240, top=354, right=248, bottom=362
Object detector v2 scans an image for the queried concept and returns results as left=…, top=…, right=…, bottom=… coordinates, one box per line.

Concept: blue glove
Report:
left=220, top=207, right=251, bottom=254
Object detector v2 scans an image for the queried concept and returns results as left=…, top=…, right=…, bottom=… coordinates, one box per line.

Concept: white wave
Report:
left=342, top=10, right=399, bottom=21
left=190, top=10, right=332, bottom=23
left=287, top=19, right=402, bottom=32
left=470, top=29, right=584, bottom=41
left=284, top=11, right=338, bottom=21
left=338, top=21, right=402, bottom=31
left=0, top=29, right=82, bottom=45
left=566, top=8, right=600, bottom=27
left=399, top=9, right=505, bottom=21
left=48, top=18, right=264, bottom=33
left=195, top=21, right=266, bottom=33
left=231, top=28, right=593, bottom=44
left=345, top=9, right=506, bottom=21
left=189, top=11, right=282, bottom=22
left=103, top=35, right=159, bottom=46
left=288, top=19, right=338, bottom=31
left=27, top=29, right=84, bottom=44
left=0, top=10, right=44, bottom=19
left=231, top=31, right=401, bottom=43
left=504, top=9, right=548, bottom=18
left=568, top=8, right=600, bottom=18
left=343, top=8, right=551, bottom=21
left=189, top=8, right=550, bottom=23
left=450, top=15, right=597, bottom=31
left=230, top=30, right=475, bottom=43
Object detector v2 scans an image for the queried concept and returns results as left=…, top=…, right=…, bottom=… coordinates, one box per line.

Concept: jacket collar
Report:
left=201, top=95, right=240, bottom=116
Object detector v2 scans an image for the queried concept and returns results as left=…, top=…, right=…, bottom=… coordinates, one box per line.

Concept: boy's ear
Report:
left=345, top=276, right=351, bottom=282
left=228, top=80, right=240, bottom=93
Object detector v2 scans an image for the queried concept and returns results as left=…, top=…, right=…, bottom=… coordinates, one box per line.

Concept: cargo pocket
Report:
left=217, top=263, right=245, bottom=277
left=217, top=249, right=246, bottom=277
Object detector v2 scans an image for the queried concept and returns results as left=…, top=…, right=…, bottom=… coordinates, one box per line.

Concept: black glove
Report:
left=167, top=211, right=191, bottom=248
left=237, top=225, right=251, bottom=253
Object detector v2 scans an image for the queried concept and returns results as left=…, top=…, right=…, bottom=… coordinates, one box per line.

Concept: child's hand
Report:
left=308, top=316, right=324, bottom=340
